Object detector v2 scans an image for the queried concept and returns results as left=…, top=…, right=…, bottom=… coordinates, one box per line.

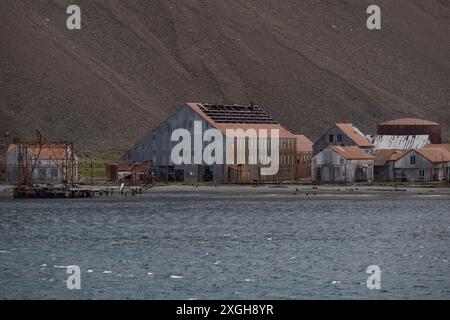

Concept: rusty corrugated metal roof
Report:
left=416, top=147, right=450, bottom=163
left=7, top=144, right=78, bottom=161
left=335, top=123, right=373, bottom=147
left=294, top=134, right=313, bottom=153
left=187, top=103, right=296, bottom=139
left=379, top=118, right=440, bottom=126
left=424, top=144, right=450, bottom=152
left=374, top=149, right=408, bottom=166
left=329, top=146, right=374, bottom=160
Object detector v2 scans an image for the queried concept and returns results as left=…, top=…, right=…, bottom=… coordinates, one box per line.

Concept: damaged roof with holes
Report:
left=335, top=123, right=373, bottom=147
left=368, top=135, right=430, bottom=150
left=186, top=103, right=296, bottom=139
left=328, top=146, right=374, bottom=160
left=374, top=149, right=409, bottom=166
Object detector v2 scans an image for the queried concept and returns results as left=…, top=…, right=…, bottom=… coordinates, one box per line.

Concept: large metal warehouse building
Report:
left=121, top=103, right=298, bottom=183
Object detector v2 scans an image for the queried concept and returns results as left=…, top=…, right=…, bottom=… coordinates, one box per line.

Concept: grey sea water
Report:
left=0, top=190, right=449, bottom=299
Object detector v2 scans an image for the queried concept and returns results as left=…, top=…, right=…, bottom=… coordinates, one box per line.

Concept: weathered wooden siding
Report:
left=311, top=149, right=374, bottom=182
left=121, top=105, right=297, bottom=183
left=312, top=126, right=373, bottom=156
left=393, top=150, right=446, bottom=182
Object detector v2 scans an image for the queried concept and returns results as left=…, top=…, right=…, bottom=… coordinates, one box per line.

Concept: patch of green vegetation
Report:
left=77, top=149, right=125, bottom=184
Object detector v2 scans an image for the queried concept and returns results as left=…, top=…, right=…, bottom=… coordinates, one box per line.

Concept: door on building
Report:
left=315, top=167, right=321, bottom=181
left=198, top=166, right=213, bottom=182
left=203, top=166, right=213, bottom=182
left=167, top=166, right=175, bottom=182
left=175, top=170, right=184, bottom=182
left=401, top=170, right=408, bottom=182
left=356, top=167, right=367, bottom=182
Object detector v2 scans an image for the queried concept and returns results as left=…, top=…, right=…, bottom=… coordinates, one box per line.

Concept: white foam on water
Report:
left=170, top=275, right=183, bottom=279
left=332, top=281, right=341, bottom=284
left=87, top=270, right=94, bottom=273
left=214, top=261, right=221, bottom=265
left=244, top=278, right=255, bottom=282
left=0, top=250, right=10, bottom=254
left=147, top=272, right=153, bottom=275
left=53, top=265, right=67, bottom=269
left=103, top=271, right=112, bottom=274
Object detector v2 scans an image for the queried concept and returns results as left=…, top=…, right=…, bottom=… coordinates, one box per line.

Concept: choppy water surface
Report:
left=0, top=191, right=449, bottom=299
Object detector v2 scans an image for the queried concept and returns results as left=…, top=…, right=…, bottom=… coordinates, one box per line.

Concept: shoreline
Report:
left=1, top=183, right=450, bottom=198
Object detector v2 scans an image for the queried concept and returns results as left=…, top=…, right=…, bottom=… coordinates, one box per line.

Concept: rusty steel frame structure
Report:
left=14, top=130, right=76, bottom=187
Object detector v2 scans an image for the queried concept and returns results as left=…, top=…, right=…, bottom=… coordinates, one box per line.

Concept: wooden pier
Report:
left=13, top=186, right=142, bottom=199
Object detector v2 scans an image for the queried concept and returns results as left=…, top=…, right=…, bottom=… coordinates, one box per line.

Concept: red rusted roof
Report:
left=7, top=144, right=78, bottom=161
left=335, top=123, right=373, bottom=147
left=424, top=144, right=450, bottom=152
left=380, top=118, right=440, bottom=126
left=329, top=146, right=374, bottom=160
left=186, top=103, right=296, bottom=139
left=294, top=134, right=313, bottom=153
left=416, top=147, right=450, bottom=163
left=374, top=149, right=408, bottom=166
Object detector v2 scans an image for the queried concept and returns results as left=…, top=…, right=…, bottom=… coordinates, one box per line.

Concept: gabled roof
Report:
left=294, top=134, right=313, bottom=153
left=379, top=118, right=440, bottom=126
left=415, top=147, right=450, bottom=163
left=186, top=103, right=296, bottom=139
left=374, top=149, right=408, bottom=166
left=424, top=144, right=450, bottom=152
left=329, top=146, right=374, bottom=160
left=335, top=123, right=373, bottom=147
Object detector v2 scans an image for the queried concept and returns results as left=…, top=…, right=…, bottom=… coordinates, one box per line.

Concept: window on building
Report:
left=337, top=134, right=343, bottom=142
left=329, top=135, right=334, bottom=143
left=410, top=155, right=416, bottom=165
left=38, top=168, right=46, bottom=179
left=420, top=170, right=425, bottom=178
left=51, top=168, right=58, bottom=179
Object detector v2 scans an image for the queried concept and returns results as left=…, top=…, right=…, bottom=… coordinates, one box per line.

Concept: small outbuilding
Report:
left=312, top=146, right=374, bottom=183
left=373, top=149, right=408, bottom=182
left=392, top=147, right=450, bottom=182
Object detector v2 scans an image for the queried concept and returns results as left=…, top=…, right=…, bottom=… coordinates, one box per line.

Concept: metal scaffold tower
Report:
left=14, top=130, right=76, bottom=187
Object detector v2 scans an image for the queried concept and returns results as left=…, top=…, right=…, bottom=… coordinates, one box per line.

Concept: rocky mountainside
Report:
left=1, top=0, right=449, bottom=153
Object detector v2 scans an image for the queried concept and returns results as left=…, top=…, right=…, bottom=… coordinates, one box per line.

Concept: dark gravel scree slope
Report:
left=0, top=0, right=449, bottom=151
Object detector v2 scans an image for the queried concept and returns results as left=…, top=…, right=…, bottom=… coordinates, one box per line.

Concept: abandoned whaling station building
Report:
left=310, top=117, right=450, bottom=183
left=311, top=146, right=374, bottom=182
left=120, top=103, right=310, bottom=183
left=373, top=146, right=450, bottom=182
left=312, top=123, right=374, bottom=157
left=6, top=143, right=78, bottom=185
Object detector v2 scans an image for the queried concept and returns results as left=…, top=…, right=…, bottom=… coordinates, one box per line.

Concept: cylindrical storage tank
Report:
left=377, top=118, right=441, bottom=144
